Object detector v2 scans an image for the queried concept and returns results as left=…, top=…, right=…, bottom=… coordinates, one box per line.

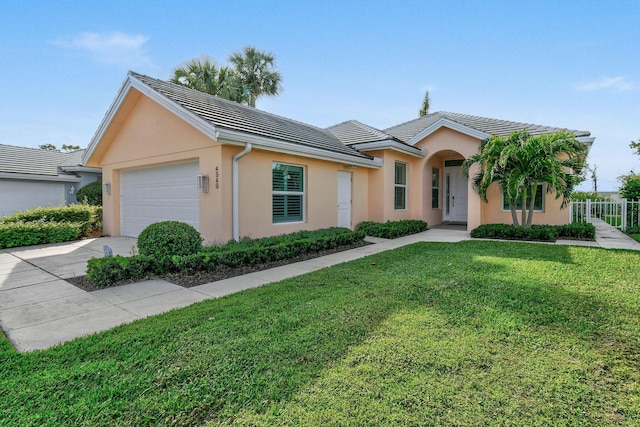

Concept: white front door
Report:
left=444, top=166, right=468, bottom=223
left=337, top=171, right=352, bottom=228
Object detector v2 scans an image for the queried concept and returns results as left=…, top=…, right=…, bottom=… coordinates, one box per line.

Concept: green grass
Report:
left=602, top=215, right=622, bottom=227
left=1, top=241, right=639, bottom=426
left=630, top=234, right=640, bottom=243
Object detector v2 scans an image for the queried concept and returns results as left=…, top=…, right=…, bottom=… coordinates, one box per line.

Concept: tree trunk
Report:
left=510, top=206, right=519, bottom=226
left=526, top=184, right=537, bottom=227
left=521, top=187, right=528, bottom=228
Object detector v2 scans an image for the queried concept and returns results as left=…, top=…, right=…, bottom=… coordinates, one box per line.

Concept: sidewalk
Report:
left=1, top=224, right=638, bottom=352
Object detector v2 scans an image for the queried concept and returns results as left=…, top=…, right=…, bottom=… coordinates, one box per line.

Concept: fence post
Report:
left=621, top=199, right=627, bottom=231
left=586, top=199, right=591, bottom=223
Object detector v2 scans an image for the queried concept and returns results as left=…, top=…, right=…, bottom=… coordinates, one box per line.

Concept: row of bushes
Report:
left=470, top=223, right=596, bottom=241
left=0, top=204, right=103, bottom=249
left=87, top=227, right=365, bottom=287
left=356, top=220, right=428, bottom=239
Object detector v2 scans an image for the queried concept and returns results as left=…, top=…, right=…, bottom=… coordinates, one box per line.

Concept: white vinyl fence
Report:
left=570, top=199, right=640, bottom=231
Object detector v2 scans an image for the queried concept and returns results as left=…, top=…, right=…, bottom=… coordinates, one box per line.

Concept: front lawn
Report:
left=1, top=241, right=639, bottom=426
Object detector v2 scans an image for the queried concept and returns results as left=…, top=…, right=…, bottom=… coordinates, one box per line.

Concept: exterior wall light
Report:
left=103, top=182, right=111, bottom=195
left=198, top=174, right=209, bottom=193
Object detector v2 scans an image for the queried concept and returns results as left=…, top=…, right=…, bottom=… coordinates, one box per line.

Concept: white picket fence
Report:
left=570, top=199, right=640, bottom=231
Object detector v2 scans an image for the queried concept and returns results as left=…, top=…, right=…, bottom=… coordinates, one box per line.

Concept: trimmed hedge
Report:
left=0, top=204, right=103, bottom=249
left=86, top=227, right=365, bottom=288
left=470, top=223, right=596, bottom=242
left=356, top=220, right=428, bottom=239
left=0, top=221, right=82, bottom=249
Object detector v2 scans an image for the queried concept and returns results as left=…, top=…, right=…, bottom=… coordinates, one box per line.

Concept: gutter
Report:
left=232, top=143, right=252, bottom=241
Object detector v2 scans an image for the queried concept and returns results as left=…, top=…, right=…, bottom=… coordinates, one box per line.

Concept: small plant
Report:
left=75, top=181, right=103, bottom=206
left=137, top=221, right=203, bottom=260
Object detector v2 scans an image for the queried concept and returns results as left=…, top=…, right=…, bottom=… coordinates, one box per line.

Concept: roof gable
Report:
left=385, top=111, right=592, bottom=145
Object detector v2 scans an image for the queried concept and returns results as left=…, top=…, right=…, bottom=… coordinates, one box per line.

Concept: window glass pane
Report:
left=432, top=168, right=439, bottom=188
left=432, top=188, right=439, bottom=209
left=394, top=187, right=406, bottom=210
left=395, top=162, right=407, bottom=185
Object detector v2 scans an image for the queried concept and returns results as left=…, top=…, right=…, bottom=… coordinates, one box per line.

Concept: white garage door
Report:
left=0, top=179, right=66, bottom=217
left=120, top=161, right=199, bottom=237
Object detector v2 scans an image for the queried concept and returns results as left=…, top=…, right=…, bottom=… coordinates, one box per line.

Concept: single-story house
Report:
left=83, top=71, right=595, bottom=242
left=0, top=145, right=102, bottom=217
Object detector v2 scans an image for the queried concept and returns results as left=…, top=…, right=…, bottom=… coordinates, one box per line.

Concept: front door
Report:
left=337, top=171, right=352, bottom=228
left=444, top=165, right=468, bottom=223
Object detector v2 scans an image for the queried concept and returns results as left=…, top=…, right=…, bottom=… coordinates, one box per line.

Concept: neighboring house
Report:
left=0, top=145, right=102, bottom=217
left=83, top=72, right=595, bottom=242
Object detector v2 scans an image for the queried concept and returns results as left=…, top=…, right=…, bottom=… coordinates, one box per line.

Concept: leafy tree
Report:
left=228, top=46, right=282, bottom=108
left=618, top=171, right=640, bottom=200
left=630, top=138, right=640, bottom=157
left=39, top=144, right=58, bottom=151
left=61, top=144, right=80, bottom=152
left=463, top=130, right=586, bottom=228
left=170, top=59, right=247, bottom=103
left=419, top=90, right=430, bottom=117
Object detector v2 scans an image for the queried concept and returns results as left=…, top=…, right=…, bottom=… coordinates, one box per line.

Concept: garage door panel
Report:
left=120, top=161, right=199, bottom=237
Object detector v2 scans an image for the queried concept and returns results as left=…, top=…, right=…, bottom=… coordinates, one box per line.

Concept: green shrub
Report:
left=75, top=181, right=102, bottom=206
left=356, top=220, right=428, bottom=239
left=88, top=227, right=366, bottom=287
left=625, top=225, right=640, bottom=235
left=137, top=221, right=203, bottom=259
left=470, top=223, right=595, bottom=242
left=0, top=221, right=82, bottom=249
left=86, top=255, right=157, bottom=288
left=1, top=204, right=102, bottom=236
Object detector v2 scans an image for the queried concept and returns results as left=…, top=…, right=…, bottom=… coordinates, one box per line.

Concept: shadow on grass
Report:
left=1, top=241, right=638, bottom=426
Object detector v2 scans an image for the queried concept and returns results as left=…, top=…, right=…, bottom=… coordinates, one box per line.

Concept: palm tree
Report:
left=463, top=130, right=586, bottom=228
left=228, top=46, right=282, bottom=108
left=170, top=59, right=247, bottom=103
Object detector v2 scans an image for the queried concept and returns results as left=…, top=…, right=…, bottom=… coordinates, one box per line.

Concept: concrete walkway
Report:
left=1, top=223, right=638, bottom=352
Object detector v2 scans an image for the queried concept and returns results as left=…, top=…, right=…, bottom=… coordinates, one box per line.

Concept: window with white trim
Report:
left=431, top=167, right=440, bottom=209
left=394, top=161, right=407, bottom=210
left=502, top=183, right=544, bottom=211
left=272, top=163, right=304, bottom=223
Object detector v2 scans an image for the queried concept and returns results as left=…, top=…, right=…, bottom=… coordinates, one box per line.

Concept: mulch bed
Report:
left=66, top=242, right=368, bottom=292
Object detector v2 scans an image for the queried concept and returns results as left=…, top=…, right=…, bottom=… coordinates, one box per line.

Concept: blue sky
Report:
left=1, top=0, right=638, bottom=191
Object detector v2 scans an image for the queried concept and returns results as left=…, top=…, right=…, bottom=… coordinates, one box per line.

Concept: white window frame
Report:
left=394, top=161, right=407, bottom=210
left=272, top=162, right=305, bottom=224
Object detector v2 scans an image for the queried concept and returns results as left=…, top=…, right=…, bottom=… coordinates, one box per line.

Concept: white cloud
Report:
left=52, top=31, right=152, bottom=67
left=574, top=76, right=637, bottom=92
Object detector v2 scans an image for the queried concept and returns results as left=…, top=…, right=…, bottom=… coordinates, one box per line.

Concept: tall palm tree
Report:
left=228, top=46, right=282, bottom=108
left=170, top=59, right=247, bottom=103
left=463, top=130, right=586, bottom=228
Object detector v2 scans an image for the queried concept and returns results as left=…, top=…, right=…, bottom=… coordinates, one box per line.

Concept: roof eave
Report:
left=350, top=140, right=426, bottom=158
left=0, top=172, right=81, bottom=183
left=217, top=128, right=382, bottom=168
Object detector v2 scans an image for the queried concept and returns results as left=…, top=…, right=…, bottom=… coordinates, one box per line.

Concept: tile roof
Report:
left=384, top=111, right=592, bottom=143
left=0, top=144, right=85, bottom=176
left=130, top=72, right=371, bottom=160
left=326, top=120, right=400, bottom=145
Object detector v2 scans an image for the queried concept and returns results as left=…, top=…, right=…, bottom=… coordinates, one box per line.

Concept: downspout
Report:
left=232, top=143, right=252, bottom=241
